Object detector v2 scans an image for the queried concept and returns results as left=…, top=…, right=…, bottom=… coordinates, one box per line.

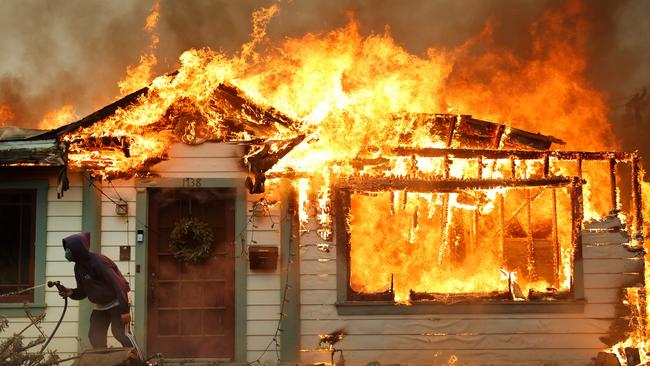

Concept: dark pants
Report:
left=88, top=307, right=132, bottom=348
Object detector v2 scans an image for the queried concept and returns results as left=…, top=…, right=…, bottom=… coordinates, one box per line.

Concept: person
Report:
left=58, top=232, right=133, bottom=348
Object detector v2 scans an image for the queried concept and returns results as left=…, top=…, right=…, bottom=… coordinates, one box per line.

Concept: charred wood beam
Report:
left=577, top=156, right=583, bottom=178
left=410, top=290, right=511, bottom=302
left=34, top=73, right=298, bottom=142
left=216, top=83, right=297, bottom=131
left=394, top=113, right=564, bottom=150
left=68, top=136, right=131, bottom=157
left=493, top=124, right=506, bottom=149
left=569, top=180, right=584, bottom=295
left=609, top=158, right=617, bottom=210
left=336, top=175, right=581, bottom=193
left=503, top=127, right=565, bottom=150
left=552, top=189, right=560, bottom=288
left=446, top=116, right=458, bottom=147
left=245, top=135, right=306, bottom=172
left=543, top=153, right=550, bottom=178
left=244, top=135, right=306, bottom=193
left=526, top=190, right=536, bottom=280
left=392, top=147, right=634, bottom=162
left=442, top=156, right=451, bottom=179
left=631, top=154, right=643, bottom=234
left=499, top=194, right=505, bottom=261
left=33, top=86, right=150, bottom=140
left=71, top=156, right=166, bottom=181
left=472, top=209, right=479, bottom=253
left=439, top=193, right=450, bottom=265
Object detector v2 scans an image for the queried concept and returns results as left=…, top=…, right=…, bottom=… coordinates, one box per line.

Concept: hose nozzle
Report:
left=47, top=281, right=64, bottom=292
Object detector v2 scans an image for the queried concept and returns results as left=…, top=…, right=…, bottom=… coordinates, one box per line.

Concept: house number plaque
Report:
left=182, top=178, right=202, bottom=187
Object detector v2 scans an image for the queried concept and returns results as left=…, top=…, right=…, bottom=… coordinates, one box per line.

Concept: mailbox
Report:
left=249, top=245, right=278, bottom=271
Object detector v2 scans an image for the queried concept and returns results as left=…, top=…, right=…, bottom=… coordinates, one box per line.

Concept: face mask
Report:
left=64, top=248, right=74, bottom=262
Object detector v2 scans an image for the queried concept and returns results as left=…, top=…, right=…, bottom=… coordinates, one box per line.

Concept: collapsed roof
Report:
left=0, top=73, right=567, bottom=195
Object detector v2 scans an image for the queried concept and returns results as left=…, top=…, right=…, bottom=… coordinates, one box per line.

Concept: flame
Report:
left=63, top=1, right=617, bottom=179
left=293, top=178, right=310, bottom=232
left=55, top=0, right=641, bottom=315
left=348, top=186, right=574, bottom=301
left=611, top=287, right=649, bottom=365
left=0, top=103, right=15, bottom=126
left=241, top=4, right=279, bottom=61
left=118, top=0, right=160, bottom=96
left=38, top=104, right=78, bottom=130
left=608, top=174, right=650, bottom=364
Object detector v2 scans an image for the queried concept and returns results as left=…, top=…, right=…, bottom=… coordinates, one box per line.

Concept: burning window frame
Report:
left=332, top=148, right=644, bottom=309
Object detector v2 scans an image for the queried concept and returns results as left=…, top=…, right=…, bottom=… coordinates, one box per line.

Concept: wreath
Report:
left=169, top=217, right=215, bottom=263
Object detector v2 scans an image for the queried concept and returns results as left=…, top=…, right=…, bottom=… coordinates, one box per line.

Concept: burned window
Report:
left=338, top=186, right=576, bottom=303
left=0, top=190, right=36, bottom=303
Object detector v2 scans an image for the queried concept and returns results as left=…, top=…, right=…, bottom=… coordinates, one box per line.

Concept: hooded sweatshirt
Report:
left=63, top=232, right=130, bottom=314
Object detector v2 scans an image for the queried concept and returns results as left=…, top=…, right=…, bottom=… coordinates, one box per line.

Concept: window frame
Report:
left=0, top=180, right=48, bottom=316
left=0, top=189, right=37, bottom=303
left=333, top=179, right=585, bottom=315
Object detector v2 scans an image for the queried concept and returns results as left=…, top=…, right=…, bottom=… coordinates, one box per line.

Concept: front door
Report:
left=147, top=188, right=235, bottom=359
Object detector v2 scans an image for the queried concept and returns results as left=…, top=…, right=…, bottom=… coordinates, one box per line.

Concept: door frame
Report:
left=135, top=178, right=247, bottom=363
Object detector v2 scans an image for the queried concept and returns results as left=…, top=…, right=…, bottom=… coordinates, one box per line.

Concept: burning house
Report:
left=1, top=3, right=649, bottom=365
left=0, top=70, right=647, bottom=365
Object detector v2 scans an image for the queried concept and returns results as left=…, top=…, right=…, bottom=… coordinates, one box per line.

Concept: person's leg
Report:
left=109, top=307, right=133, bottom=347
left=88, top=310, right=110, bottom=348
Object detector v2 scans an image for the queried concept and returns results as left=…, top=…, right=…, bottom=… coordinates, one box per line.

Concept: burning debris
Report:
left=0, top=58, right=644, bottom=305
left=0, top=2, right=648, bottom=364
left=318, top=329, right=347, bottom=351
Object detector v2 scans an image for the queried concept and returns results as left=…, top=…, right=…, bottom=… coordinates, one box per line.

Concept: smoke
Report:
left=0, top=0, right=648, bottom=143
left=0, top=1, right=151, bottom=127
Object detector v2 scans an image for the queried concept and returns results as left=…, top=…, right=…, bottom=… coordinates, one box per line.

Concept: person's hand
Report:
left=58, top=287, right=73, bottom=298
left=121, top=312, right=132, bottom=324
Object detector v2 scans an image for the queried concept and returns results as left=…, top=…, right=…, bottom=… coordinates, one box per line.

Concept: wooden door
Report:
left=147, top=188, right=235, bottom=359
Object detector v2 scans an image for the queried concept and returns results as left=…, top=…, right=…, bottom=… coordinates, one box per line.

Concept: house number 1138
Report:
left=182, top=178, right=202, bottom=187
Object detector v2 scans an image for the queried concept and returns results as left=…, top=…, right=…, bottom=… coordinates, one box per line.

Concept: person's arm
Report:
left=69, top=286, right=86, bottom=300
left=63, top=267, right=86, bottom=300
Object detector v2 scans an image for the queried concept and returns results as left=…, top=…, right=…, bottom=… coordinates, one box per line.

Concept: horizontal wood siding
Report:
left=299, top=212, right=642, bottom=365
left=245, top=196, right=282, bottom=364
left=98, top=177, right=137, bottom=348
left=1, top=174, right=83, bottom=359
left=111, top=143, right=277, bottom=363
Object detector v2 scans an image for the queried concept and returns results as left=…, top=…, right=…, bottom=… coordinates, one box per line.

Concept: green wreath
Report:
left=169, top=217, right=215, bottom=263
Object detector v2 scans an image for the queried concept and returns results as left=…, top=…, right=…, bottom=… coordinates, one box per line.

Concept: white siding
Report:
left=43, top=174, right=83, bottom=358
left=2, top=142, right=268, bottom=362
left=110, top=143, right=281, bottom=364
left=245, top=196, right=283, bottom=365
left=298, top=212, right=643, bottom=366
left=1, top=174, right=83, bottom=360
left=97, top=177, right=137, bottom=348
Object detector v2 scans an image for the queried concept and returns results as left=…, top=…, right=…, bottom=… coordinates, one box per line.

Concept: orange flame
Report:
left=0, top=104, right=15, bottom=126
left=241, top=4, right=279, bottom=61
left=118, top=0, right=160, bottom=96
left=59, top=1, right=638, bottom=313
left=38, top=104, right=78, bottom=130
left=66, top=2, right=616, bottom=178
